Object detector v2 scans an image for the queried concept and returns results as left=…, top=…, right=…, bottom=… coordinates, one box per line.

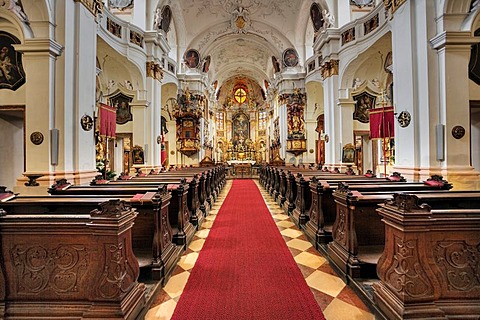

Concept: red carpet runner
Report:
left=171, top=179, right=325, bottom=320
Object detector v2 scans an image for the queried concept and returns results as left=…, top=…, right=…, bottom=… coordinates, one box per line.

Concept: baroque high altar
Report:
left=214, top=77, right=268, bottom=164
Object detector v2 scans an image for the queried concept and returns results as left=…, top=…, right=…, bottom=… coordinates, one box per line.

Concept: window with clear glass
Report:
left=258, top=111, right=267, bottom=131
left=216, top=112, right=224, bottom=131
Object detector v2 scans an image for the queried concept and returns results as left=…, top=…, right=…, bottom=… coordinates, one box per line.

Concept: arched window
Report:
left=234, top=88, right=247, bottom=104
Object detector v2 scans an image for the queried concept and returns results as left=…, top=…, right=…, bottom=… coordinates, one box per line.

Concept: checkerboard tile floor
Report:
left=145, top=180, right=375, bottom=320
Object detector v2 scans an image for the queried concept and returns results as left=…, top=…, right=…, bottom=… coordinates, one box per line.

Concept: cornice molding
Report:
left=13, top=38, right=64, bottom=57
left=430, top=31, right=480, bottom=50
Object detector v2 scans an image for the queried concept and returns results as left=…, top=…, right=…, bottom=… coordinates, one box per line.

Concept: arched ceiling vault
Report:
left=156, top=0, right=316, bottom=97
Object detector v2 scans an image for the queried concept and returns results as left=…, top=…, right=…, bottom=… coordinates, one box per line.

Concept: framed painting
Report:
left=310, top=2, right=323, bottom=32
left=283, top=48, right=299, bottom=67
left=108, top=92, right=133, bottom=125
left=184, top=49, right=200, bottom=69
left=353, top=91, right=376, bottom=123
left=342, top=143, right=355, bottom=163
left=132, top=145, right=144, bottom=165
left=160, top=5, right=172, bottom=33
left=0, top=31, right=26, bottom=91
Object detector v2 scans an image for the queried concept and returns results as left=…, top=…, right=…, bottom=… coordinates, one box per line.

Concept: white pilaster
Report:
left=323, top=75, right=341, bottom=167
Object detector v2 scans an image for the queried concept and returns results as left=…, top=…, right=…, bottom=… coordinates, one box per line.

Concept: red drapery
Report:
left=99, top=103, right=116, bottom=138
left=161, top=134, right=167, bottom=165
left=369, top=106, right=395, bottom=139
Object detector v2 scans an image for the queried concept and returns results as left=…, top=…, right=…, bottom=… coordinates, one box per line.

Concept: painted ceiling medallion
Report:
left=397, top=110, right=411, bottom=128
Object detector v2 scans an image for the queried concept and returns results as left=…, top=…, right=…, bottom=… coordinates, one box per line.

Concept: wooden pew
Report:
left=3, top=188, right=182, bottom=284
left=0, top=198, right=146, bottom=319
left=304, top=176, right=400, bottom=250
left=327, top=180, right=480, bottom=282
left=281, top=171, right=369, bottom=215
left=128, top=167, right=225, bottom=214
left=289, top=172, right=407, bottom=225
left=50, top=178, right=199, bottom=244
left=374, top=193, right=480, bottom=320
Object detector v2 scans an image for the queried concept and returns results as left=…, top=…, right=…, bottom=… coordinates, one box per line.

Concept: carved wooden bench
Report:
left=0, top=199, right=146, bottom=319
left=374, top=193, right=480, bottom=320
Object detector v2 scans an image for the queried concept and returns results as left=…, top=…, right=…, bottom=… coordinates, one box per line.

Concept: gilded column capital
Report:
left=383, top=0, right=406, bottom=16
left=73, top=0, right=104, bottom=18
left=320, top=59, right=339, bottom=79
left=146, top=61, right=164, bottom=81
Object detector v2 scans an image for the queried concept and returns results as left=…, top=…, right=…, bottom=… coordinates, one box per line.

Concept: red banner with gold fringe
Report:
left=99, top=103, right=116, bottom=138
left=369, top=106, right=395, bottom=139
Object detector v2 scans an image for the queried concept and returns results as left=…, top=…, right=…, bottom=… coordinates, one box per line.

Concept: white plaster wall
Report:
left=0, top=86, right=26, bottom=105
left=0, top=114, right=24, bottom=190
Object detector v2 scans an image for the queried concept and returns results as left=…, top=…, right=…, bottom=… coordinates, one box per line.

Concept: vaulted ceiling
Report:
left=159, top=0, right=314, bottom=96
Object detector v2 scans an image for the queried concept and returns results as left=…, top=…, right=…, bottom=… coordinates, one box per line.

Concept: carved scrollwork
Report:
left=97, top=241, right=136, bottom=299
left=10, top=245, right=88, bottom=295
left=90, top=199, right=133, bottom=218
left=158, top=184, right=168, bottom=196
left=335, top=208, right=347, bottom=247
left=434, top=241, right=480, bottom=292
left=336, top=182, right=351, bottom=195
left=385, top=237, right=434, bottom=298
left=385, top=193, right=431, bottom=212
left=310, top=197, right=318, bottom=225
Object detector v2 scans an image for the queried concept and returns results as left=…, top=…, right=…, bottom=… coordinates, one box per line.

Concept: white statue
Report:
left=124, top=80, right=133, bottom=90
left=109, top=0, right=133, bottom=10
left=1, top=0, right=29, bottom=23
left=153, top=8, right=161, bottom=30
left=352, top=78, right=362, bottom=90
left=322, top=9, right=335, bottom=31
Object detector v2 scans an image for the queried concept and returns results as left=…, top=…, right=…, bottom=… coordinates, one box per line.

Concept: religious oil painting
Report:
left=310, top=2, right=323, bottom=32
left=353, top=91, right=376, bottom=123
left=283, top=48, right=299, bottom=68
left=109, top=92, right=133, bottom=125
left=185, top=49, right=200, bottom=69
left=0, top=32, right=26, bottom=91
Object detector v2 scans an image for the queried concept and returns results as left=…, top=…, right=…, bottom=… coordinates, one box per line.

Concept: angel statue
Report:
left=322, top=10, right=335, bottom=31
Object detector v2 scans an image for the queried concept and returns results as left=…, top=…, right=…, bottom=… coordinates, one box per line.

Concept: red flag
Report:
left=369, top=106, right=395, bottom=139
left=99, top=103, right=116, bottom=138
left=161, top=135, right=167, bottom=165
